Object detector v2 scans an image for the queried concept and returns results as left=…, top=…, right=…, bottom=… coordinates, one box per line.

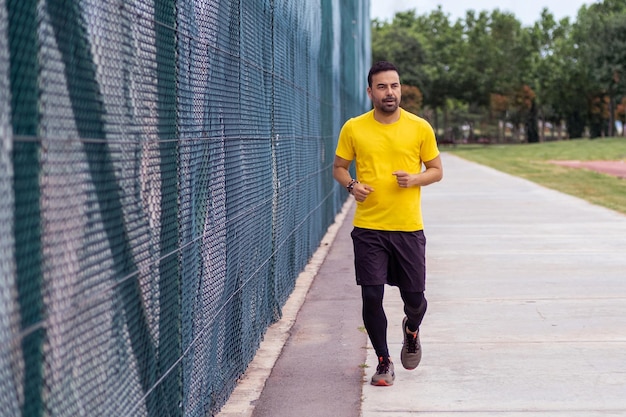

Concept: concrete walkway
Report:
left=221, top=153, right=626, bottom=417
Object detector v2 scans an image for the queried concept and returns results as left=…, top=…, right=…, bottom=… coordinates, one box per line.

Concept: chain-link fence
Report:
left=0, top=0, right=370, bottom=415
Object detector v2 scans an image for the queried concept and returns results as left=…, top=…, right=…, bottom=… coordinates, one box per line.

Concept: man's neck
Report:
left=373, top=108, right=400, bottom=124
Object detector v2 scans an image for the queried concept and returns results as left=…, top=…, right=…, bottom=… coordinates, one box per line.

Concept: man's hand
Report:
left=352, top=183, right=374, bottom=202
left=392, top=170, right=414, bottom=188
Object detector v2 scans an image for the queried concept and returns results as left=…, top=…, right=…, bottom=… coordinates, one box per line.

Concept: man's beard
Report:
left=378, top=98, right=398, bottom=113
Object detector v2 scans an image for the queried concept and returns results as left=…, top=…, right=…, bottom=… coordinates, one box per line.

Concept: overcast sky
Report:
left=370, top=0, right=595, bottom=26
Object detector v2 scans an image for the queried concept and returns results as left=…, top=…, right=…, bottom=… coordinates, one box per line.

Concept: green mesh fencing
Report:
left=0, top=0, right=370, bottom=415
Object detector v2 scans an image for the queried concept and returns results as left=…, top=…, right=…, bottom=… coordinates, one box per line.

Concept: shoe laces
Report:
left=405, top=331, right=419, bottom=354
left=376, top=357, right=390, bottom=374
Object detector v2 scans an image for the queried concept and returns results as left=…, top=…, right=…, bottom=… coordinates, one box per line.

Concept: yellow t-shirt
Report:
left=336, top=108, right=439, bottom=231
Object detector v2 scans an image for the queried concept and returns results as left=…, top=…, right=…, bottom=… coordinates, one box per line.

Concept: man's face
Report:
left=367, top=70, right=401, bottom=114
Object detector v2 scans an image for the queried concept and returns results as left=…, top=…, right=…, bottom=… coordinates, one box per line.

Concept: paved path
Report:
left=218, top=200, right=366, bottom=417
left=220, top=153, right=626, bottom=417
left=363, top=153, right=626, bottom=416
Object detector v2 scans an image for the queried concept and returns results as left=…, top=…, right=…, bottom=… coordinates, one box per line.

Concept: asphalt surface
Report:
left=219, top=152, right=626, bottom=417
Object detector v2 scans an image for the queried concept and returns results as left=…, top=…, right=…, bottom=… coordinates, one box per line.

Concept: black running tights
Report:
left=361, top=285, right=427, bottom=359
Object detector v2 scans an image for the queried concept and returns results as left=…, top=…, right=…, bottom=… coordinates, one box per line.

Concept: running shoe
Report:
left=400, top=316, right=421, bottom=370
left=371, top=356, right=395, bottom=386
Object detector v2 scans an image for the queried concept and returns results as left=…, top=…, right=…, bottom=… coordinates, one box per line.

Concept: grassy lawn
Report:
left=445, top=137, right=626, bottom=215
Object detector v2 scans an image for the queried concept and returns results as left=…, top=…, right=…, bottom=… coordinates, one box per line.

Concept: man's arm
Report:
left=332, top=155, right=353, bottom=188
left=420, top=155, right=444, bottom=185
left=392, top=155, right=443, bottom=188
left=333, top=155, right=374, bottom=202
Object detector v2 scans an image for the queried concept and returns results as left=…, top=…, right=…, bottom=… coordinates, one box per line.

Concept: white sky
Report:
left=370, top=0, right=595, bottom=26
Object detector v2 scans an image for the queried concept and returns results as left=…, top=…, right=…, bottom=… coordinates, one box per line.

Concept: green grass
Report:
left=446, top=138, right=626, bottom=215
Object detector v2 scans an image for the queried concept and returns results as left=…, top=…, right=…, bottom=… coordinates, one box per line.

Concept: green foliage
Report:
left=573, top=1, right=626, bottom=137
left=371, top=11, right=428, bottom=88
left=371, top=0, right=626, bottom=142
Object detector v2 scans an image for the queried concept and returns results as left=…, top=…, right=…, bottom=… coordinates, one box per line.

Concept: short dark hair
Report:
left=368, top=61, right=400, bottom=87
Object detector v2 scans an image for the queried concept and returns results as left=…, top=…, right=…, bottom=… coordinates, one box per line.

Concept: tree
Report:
left=527, top=9, right=573, bottom=140
left=371, top=11, right=428, bottom=88
left=573, top=1, right=626, bottom=137
left=401, top=84, right=423, bottom=115
left=616, top=96, right=626, bottom=136
left=370, top=0, right=626, bottom=142
left=411, top=7, right=464, bottom=135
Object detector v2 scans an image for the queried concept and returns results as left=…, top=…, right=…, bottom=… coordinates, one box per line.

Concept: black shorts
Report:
left=351, top=227, right=426, bottom=292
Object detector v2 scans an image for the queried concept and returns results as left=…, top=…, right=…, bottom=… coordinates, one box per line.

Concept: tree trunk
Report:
left=608, top=95, right=615, bottom=137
